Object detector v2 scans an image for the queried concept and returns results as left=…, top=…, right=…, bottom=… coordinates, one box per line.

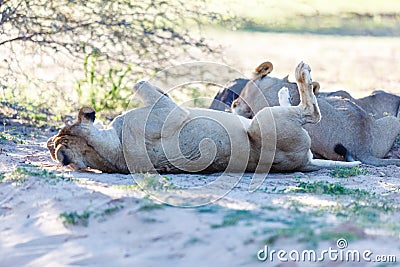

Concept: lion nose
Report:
left=56, top=149, right=71, bottom=166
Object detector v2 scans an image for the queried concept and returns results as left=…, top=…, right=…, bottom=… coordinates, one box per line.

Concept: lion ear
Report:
left=282, top=75, right=289, bottom=82
left=78, top=106, right=96, bottom=124
left=254, top=61, right=273, bottom=79
left=312, top=82, right=320, bottom=96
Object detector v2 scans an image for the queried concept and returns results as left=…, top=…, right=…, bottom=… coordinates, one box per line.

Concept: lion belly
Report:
left=122, top=108, right=252, bottom=173
left=148, top=117, right=234, bottom=173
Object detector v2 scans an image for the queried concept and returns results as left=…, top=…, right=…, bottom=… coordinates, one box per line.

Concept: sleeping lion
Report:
left=47, top=62, right=359, bottom=174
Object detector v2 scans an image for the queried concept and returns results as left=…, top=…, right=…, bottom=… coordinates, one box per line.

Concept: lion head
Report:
left=231, top=61, right=320, bottom=118
left=47, top=107, right=123, bottom=173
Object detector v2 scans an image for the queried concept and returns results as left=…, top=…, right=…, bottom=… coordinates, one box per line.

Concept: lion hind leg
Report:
left=299, top=150, right=361, bottom=172
left=309, top=159, right=361, bottom=168
left=295, top=62, right=321, bottom=124
left=300, top=159, right=361, bottom=172
left=299, top=160, right=361, bottom=172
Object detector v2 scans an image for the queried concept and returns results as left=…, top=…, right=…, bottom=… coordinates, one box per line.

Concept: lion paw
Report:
left=133, top=80, right=150, bottom=91
left=278, top=87, right=292, bottom=107
left=295, top=61, right=312, bottom=85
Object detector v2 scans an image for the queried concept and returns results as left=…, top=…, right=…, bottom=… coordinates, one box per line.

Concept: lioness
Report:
left=317, top=90, right=400, bottom=119
left=47, top=62, right=359, bottom=173
left=213, top=61, right=400, bottom=166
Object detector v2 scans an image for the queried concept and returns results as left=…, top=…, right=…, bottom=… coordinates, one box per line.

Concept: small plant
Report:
left=211, top=210, right=257, bottom=229
left=261, top=205, right=279, bottom=211
left=283, top=181, right=371, bottom=197
left=0, top=165, right=70, bottom=185
left=95, top=204, right=124, bottom=223
left=102, top=205, right=124, bottom=215
left=196, top=204, right=221, bottom=214
left=264, top=225, right=361, bottom=246
left=40, top=169, right=73, bottom=184
left=60, top=211, right=91, bottom=227
left=329, top=166, right=368, bottom=178
left=136, top=174, right=175, bottom=192
left=0, top=131, right=26, bottom=144
left=138, top=202, right=165, bottom=212
left=1, top=167, right=29, bottom=185
left=184, top=237, right=203, bottom=247
left=114, top=184, right=137, bottom=190
left=115, top=176, right=175, bottom=192
left=61, top=203, right=124, bottom=226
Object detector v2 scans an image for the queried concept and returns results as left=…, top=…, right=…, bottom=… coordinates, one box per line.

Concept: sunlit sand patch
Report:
left=272, top=195, right=338, bottom=208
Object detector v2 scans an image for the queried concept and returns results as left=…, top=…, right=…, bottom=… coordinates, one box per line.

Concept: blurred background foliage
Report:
left=213, top=0, right=400, bottom=35
left=0, top=0, right=239, bottom=122
left=0, top=0, right=399, bottom=125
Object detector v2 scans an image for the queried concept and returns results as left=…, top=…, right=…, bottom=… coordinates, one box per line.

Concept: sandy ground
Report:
left=1, top=32, right=400, bottom=266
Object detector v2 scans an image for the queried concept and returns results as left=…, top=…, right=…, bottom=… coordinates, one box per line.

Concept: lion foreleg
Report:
left=133, top=81, right=173, bottom=107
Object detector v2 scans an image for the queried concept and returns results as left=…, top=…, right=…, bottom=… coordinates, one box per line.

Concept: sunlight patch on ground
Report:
left=288, top=195, right=338, bottom=207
